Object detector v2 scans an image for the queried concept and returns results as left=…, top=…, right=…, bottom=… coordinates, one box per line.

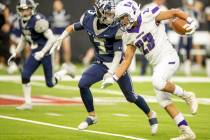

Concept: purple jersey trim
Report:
left=151, top=7, right=159, bottom=14
left=127, top=15, right=142, bottom=33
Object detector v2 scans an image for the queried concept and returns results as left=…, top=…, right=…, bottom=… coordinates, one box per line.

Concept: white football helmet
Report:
left=94, top=0, right=116, bottom=25
left=16, top=0, right=38, bottom=21
left=115, top=0, right=141, bottom=29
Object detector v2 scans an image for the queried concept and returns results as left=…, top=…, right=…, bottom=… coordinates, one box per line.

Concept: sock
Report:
left=174, top=113, right=188, bottom=127
left=174, top=85, right=185, bottom=97
left=23, top=83, right=31, bottom=104
left=135, top=95, right=151, bottom=115
left=80, top=87, right=94, bottom=113
left=54, top=69, right=67, bottom=81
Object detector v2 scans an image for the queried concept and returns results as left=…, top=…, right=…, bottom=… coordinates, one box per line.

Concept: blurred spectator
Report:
left=49, top=0, right=74, bottom=70
left=178, top=0, right=198, bottom=76
left=0, top=2, right=11, bottom=69
left=82, top=47, right=94, bottom=66
left=205, top=6, right=210, bottom=77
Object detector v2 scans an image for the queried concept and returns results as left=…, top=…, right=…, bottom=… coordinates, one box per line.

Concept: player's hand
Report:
left=184, top=17, right=198, bottom=35
left=101, top=71, right=115, bottom=89
left=34, top=51, right=44, bottom=61
left=49, top=37, right=63, bottom=54
left=7, top=53, right=16, bottom=66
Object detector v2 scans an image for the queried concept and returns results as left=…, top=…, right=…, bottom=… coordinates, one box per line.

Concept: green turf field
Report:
left=0, top=78, right=210, bottom=140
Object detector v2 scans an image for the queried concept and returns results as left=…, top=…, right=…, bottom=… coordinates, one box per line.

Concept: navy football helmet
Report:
left=94, top=0, right=116, bottom=25
left=16, top=0, right=38, bottom=21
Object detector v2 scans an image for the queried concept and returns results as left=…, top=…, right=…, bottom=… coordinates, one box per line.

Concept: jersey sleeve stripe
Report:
left=151, top=7, right=159, bottom=14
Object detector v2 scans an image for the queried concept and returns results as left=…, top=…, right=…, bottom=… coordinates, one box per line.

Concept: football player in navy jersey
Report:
left=7, top=0, right=65, bottom=110
left=50, top=0, right=158, bottom=134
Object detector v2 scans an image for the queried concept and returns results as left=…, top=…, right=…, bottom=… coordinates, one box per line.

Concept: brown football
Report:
left=171, top=18, right=188, bottom=35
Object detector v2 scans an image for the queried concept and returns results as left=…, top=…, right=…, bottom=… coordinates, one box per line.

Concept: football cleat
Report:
left=78, top=116, right=97, bottom=130
left=170, top=125, right=196, bottom=140
left=182, top=92, right=198, bottom=115
left=61, top=63, right=76, bottom=78
left=149, top=111, right=158, bottom=135
left=16, top=103, right=32, bottom=110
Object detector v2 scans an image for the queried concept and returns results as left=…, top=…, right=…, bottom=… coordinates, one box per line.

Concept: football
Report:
left=171, top=18, right=188, bottom=35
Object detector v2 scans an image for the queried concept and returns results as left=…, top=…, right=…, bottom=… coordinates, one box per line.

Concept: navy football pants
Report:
left=78, top=63, right=150, bottom=114
left=21, top=54, right=56, bottom=87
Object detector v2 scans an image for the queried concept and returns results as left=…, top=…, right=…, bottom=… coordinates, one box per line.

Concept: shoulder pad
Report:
left=80, top=10, right=96, bottom=25
left=142, top=7, right=160, bottom=22
left=34, top=19, right=49, bottom=33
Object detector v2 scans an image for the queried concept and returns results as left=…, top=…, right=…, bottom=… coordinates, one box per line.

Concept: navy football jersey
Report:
left=73, top=9, right=123, bottom=63
left=19, top=13, right=48, bottom=53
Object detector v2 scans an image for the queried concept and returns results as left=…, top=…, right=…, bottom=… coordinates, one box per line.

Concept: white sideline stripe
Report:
left=0, top=75, right=210, bottom=83
left=6, top=81, right=210, bottom=105
left=0, top=115, right=147, bottom=140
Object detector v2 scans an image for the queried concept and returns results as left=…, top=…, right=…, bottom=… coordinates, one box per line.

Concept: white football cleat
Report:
left=149, top=111, right=158, bottom=135
left=78, top=116, right=97, bottom=130
left=16, top=103, right=32, bottom=110
left=182, top=92, right=198, bottom=115
left=170, top=125, right=196, bottom=140
left=61, top=63, right=76, bottom=78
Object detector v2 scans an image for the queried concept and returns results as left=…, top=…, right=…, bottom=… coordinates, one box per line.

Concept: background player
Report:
left=50, top=0, right=158, bottom=134
left=102, top=0, right=198, bottom=139
left=7, top=0, right=62, bottom=110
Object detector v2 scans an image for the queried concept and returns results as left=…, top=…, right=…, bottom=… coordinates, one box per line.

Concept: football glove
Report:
left=8, top=53, right=16, bottom=66
left=184, top=17, right=198, bottom=35
left=34, top=51, right=44, bottom=61
left=49, top=37, right=63, bottom=54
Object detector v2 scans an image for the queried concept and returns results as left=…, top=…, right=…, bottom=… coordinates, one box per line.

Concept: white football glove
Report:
left=49, top=37, right=63, bottom=54
left=101, top=70, right=118, bottom=89
left=183, top=17, right=198, bottom=35
left=34, top=51, right=45, bottom=61
left=8, top=53, right=16, bottom=66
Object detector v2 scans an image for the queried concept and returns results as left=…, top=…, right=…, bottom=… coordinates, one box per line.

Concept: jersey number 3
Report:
left=135, top=32, right=155, bottom=55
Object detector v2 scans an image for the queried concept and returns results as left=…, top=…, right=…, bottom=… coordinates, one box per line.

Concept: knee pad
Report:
left=124, top=92, right=138, bottom=103
left=152, top=76, right=167, bottom=91
left=155, top=90, right=172, bottom=108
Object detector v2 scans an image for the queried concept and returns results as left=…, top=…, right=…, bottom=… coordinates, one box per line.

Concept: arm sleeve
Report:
left=41, top=29, right=56, bottom=54
left=72, top=12, right=86, bottom=31
left=73, top=22, right=84, bottom=31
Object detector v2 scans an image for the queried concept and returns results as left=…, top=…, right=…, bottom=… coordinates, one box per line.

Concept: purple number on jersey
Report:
left=135, top=32, right=155, bottom=55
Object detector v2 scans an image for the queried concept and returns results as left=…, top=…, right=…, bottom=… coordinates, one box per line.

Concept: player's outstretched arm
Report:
left=101, top=45, right=136, bottom=89
left=8, top=35, right=26, bottom=65
left=114, top=45, right=136, bottom=79
left=155, top=9, right=188, bottom=22
left=49, top=25, right=74, bottom=54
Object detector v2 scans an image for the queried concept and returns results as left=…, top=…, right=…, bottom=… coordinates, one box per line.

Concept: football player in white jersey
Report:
left=102, top=0, right=198, bottom=140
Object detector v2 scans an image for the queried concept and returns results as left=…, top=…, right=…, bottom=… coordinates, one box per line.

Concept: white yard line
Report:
left=45, top=113, right=62, bottom=117
left=0, top=115, right=147, bottom=140
left=0, top=75, right=210, bottom=83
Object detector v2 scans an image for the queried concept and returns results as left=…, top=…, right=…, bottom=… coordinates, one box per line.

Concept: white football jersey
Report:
left=123, top=6, right=176, bottom=66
